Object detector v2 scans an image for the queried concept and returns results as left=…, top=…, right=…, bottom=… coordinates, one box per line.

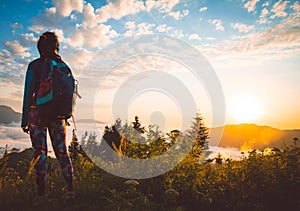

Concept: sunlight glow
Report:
left=229, top=96, right=264, bottom=123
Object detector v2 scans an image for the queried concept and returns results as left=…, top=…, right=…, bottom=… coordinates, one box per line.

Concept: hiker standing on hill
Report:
left=21, top=32, right=75, bottom=204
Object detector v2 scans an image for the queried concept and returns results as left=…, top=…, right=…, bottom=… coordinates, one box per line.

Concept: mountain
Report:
left=0, top=105, right=21, bottom=124
left=209, top=124, right=300, bottom=151
left=76, top=119, right=107, bottom=124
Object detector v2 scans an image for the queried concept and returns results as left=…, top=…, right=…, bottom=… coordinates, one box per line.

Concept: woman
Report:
left=21, top=31, right=75, bottom=204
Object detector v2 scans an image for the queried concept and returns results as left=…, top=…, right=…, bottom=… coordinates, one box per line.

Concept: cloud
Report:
left=66, top=24, right=118, bottom=48
left=10, top=23, right=23, bottom=29
left=244, top=0, right=260, bottom=12
left=95, top=0, right=146, bottom=23
left=233, top=23, right=254, bottom=33
left=53, top=0, right=84, bottom=17
left=81, top=3, right=97, bottom=28
left=201, top=11, right=300, bottom=61
left=209, top=19, right=224, bottom=31
left=166, top=9, right=189, bottom=20
left=156, top=24, right=174, bottom=33
left=29, top=7, right=61, bottom=32
left=262, top=2, right=269, bottom=7
left=291, top=1, right=300, bottom=12
left=199, top=7, right=208, bottom=12
left=62, top=48, right=94, bottom=73
left=0, top=124, right=31, bottom=150
left=270, top=0, right=288, bottom=19
left=28, top=25, right=47, bottom=34
left=145, top=0, right=180, bottom=13
left=136, top=23, right=155, bottom=35
left=29, top=0, right=83, bottom=33
left=19, top=33, right=38, bottom=47
left=4, top=40, right=31, bottom=58
left=82, top=0, right=181, bottom=26
left=125, top=21, right=136, bottom=30
left=259, top=8, right=269, bottom=24
left=188, top=33, right=202, bottom=41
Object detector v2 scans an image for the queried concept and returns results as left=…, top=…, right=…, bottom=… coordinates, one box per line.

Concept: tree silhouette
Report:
left=187, top=112, right=210, bottom=161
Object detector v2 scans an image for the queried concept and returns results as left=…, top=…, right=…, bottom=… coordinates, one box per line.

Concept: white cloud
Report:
left=0, top=124, right=31, bottom=151
left=209, top=19, right=224, bottom=31
left=123, top=21, right=136, bottom=37
left=259, top=8, right=269, bottom=24
left=4, top=40, right=31, bottom=57
left=244, top=0, right=260, bottom=12
left=270, top=0, right=288, bottom=19
left=29, top=7, right=61, bottom=32
left=28, top=25, right=47, bottom=34
left=291, top=1, right=300, bottom=12
left=145, top=0, right=180, bottom=13
left=66, top=24, right=119, bottom=48
left=81, top=3, right=97, bottom=28
left=125, top=21, right=136, bottom=30
left=53, top=0, right=84, bottom=17
left=188, top=33, right=202, bottom=41
left=199, top=7, right=208, bottom=12
left=124, top=22, right=157, bottom=37
left=156, top=24, right=174, bottom=33
left=82, top=0, right=181, bottom=26
left=137, top=23, right=155, bottom=35
left=62, top=48, right=94, bottom=74
left=262, top=2, right=269, bottom=7
left=233, top=23, right=255, bottom=33
left=156, top=24, right=167, bottom=33
left=95, top=0, right=146, bottom=23
left=166, top=9, right=189, bottom=20
left=170, top=29, right=184, bottom=39
left=52, top=29, right=65, bottom=42
left=19, top=33, right=37, bottom=47
left=203, top=12, right=300, bottom=61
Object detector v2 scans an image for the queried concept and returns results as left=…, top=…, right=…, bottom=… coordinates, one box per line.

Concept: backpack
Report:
left=36, top=58, right=78, bottom=121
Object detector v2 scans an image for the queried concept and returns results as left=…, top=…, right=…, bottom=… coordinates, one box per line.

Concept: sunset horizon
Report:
left=0, top=0, right=299, bottom=154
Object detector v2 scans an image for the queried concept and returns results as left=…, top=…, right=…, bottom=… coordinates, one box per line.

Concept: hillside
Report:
left=0, top=105, right=21, bottom=124
left=210, top=124, right=300, bottom=150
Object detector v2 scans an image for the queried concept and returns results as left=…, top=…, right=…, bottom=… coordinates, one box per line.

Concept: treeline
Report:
left=0, top=114, right=299, bottom=210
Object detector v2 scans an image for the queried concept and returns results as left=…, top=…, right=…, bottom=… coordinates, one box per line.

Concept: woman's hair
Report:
left=37, top=31, right=59, bottom=57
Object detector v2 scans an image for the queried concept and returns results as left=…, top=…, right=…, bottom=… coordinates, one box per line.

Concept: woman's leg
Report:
left=29, top=108, right=48, bottom=196
left=48, top=120, right=74, bottom=191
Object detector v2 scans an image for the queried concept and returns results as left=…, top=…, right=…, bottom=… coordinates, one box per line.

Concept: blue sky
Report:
left=0, top=0, right=299, bottom=131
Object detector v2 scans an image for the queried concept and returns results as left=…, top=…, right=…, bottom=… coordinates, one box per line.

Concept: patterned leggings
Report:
left=29, top=108, right=74, bottom=194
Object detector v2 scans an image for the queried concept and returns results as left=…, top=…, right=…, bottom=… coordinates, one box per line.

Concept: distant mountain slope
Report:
left=0, top=105, right=21, bottom=124
left=76, top=119, right=107, bottom=124
left=210, top=124, right=300, bottom=150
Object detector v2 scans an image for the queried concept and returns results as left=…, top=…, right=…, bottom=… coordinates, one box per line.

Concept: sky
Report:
left=0, top=0, right=299, bottom=132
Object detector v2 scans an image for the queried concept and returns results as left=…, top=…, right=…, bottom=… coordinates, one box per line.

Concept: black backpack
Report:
left=36, top=58, right=78, bottom=121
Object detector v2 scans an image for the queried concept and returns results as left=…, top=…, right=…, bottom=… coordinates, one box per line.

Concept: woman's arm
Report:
left=21, top=64, right=37, bottom=132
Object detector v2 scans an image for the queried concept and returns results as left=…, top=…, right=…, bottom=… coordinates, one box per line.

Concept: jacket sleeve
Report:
left=21, top=64, right=37, bottom=128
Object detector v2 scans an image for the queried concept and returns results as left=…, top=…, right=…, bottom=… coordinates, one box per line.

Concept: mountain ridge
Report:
left=0, top=105, right=21, bottom=124
left=0, top=105, right=299, bottom=151
left=209, top=123, right=300, bottom=150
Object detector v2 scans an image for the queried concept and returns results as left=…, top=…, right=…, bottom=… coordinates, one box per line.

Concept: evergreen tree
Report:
left=187, top=112, right=210, bottom=161
left=69, top=130, right=80, bottom=159
left=3, top=145, right=8, bottom=158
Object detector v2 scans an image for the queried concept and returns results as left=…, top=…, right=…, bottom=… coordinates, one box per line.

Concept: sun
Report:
left=229, top=96, right=264, bottom=123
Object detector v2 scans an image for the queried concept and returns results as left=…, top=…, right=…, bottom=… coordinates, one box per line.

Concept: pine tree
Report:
left=69, top=130, right=79, bottom=159
left=187, top=112, right=210, bottom=161
left=3, top=144, right=8, bottom=158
